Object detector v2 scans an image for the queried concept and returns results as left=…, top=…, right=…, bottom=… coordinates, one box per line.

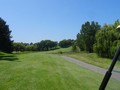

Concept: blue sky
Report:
left=0, top=0, right=120, bottom=43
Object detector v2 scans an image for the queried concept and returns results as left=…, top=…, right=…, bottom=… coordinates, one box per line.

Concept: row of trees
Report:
left=13, top=39, right=74, bottom=52
left=0, top=17, right=74, bottom=53
left=94, top=20, right=120, bottom=58
left=35, top=40, right=57, bottom=51
left=75, top=20, right=120, bottom=58
left=1, top=17, right=120, bottom=59
left=13, top=41, right=57, bottom=52
left=13, top=42, right=35, bottom=52
left=59, top=39, right=74, bottom=48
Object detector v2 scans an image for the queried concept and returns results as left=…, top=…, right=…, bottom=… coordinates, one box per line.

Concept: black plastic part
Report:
left=99, top=47, right=120, bottom=90
left=99, top=71, right=112, bottom=90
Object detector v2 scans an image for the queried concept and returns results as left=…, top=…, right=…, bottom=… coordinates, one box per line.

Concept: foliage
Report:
left=59, top=39, right=74, bottom=48
left=36, top=40, right=58, bottom=51
left=76, top=21, right=101, bottom=53
left=94, top=20, right=120, bottom=58
left=72, top=41, right=80, bottom=53
left=75, top=20, right=120, bottom=59
left=13, top=42, right=37, bottom=52
left=13, top=40, right=58, bottom=52
left=13, top=42, right=25, bottom=52
left=0, top=17, right=13, bottom=53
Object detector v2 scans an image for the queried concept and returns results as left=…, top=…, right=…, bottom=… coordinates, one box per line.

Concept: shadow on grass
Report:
left=0, top=54, right=18, bottom=61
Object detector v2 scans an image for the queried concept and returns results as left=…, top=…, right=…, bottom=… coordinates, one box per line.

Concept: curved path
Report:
left=61, top=56, right=120, bottom=80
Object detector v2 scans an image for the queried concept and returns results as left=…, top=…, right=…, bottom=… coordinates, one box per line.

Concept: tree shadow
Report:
left=0, top=54, right=18, bottom=61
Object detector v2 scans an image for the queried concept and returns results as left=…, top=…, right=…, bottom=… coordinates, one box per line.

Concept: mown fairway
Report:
left=0, top=52, right=119, bottom=90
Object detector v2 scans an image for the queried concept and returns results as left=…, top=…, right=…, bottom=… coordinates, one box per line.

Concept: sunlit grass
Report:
left=67, top=52, right=120, bottom=69
left=47, top=47, right=72, bottom=54
left=0, top=51, right=120, bottom=90
left=48, top=47, right=120, bottom=69
left=0, top=52, right=104, bottom=90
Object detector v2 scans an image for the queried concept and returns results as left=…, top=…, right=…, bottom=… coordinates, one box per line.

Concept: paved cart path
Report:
left=61, top=56, right=120, bottom=80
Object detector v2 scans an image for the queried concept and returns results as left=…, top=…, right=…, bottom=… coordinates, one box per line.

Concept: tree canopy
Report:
left=94, top=20, right=120, bottom=58
left=59, top=39, right=74, bottom=48
left=0, top=17, right=13, bottom=53
left=13, top=40, right=58, bottom=52
left=36, top=40, right=58, bottom=51
left=75, top=20, right=120, bottom=58
left=76, top=21, right=101, bottom=53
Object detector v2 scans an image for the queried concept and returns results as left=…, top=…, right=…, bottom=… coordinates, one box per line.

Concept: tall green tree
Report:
left=0, top=17, right=13, bottom=53
left=94, top=20, right=120, bottom=58
left=77, top=21, right=101, bottom=52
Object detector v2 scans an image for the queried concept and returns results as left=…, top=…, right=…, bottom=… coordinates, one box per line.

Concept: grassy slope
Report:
left=68, top=53, right=120, bottom=69
left=67, top=53, right=111, bottom=69
left=0, top=51, right=120, bottom=90
left=49, top=47, right=120, bottom=69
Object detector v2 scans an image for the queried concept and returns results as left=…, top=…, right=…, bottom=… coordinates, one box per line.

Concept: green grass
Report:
left=0, top=51, right=120, bottom=90
left=49, top=47, right=120, bottom=69
left=67, top=52, right=111, bottom=69
left=67, top=52, right=120, bottom=69
left=0, top=52, right=103, bottom=90
left=47, top=47, right=72, bottom=54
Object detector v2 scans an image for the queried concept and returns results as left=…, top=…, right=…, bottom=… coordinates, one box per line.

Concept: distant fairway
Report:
left=0, top=52, right=119, bottom=90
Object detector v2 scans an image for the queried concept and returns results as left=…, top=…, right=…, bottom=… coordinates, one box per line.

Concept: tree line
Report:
left=0, top=17, right=74, bottom=53
left=75, top=20, right=120, bottom=58
left=0, top=17, right=120, bottom=59
left=13, top=39, right=74, bottom=52
left=13, top=40, right=57, bottom=52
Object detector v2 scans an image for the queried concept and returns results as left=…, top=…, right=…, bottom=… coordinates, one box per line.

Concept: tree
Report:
left=76, top=21, right=101, bottom=52
left=94, top=20, right=120, bottom=58
left=59, top=39, right=74, bottom=48
left=72, top=40, right=80, bottom=52
left=36, top=40, right=57, bottom=51
left=13, top=42, right=25, bottom=52
left=13, top=42, right=38, bottom=52
left=0, top=17, right=13, bottom=53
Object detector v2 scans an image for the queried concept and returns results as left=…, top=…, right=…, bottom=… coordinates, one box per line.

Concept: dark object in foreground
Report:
left=99, top=47, right=120, bottom=90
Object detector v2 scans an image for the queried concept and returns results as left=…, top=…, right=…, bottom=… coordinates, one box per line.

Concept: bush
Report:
left=72, top=44, right=80, bottom=53
left=58, top=51, right=63, bottom=54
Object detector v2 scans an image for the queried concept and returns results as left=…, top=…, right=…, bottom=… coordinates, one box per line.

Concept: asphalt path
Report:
left=61, top=56, right=120, bottom=80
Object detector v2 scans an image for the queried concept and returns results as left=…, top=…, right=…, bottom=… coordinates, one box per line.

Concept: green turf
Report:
left=0, top=52, right=119, bottom=90
left=47, top=47, right=72, bottom=54
left=67, top=52, right=120, bottom=69
left=49, top=47, right=120, bottom=69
